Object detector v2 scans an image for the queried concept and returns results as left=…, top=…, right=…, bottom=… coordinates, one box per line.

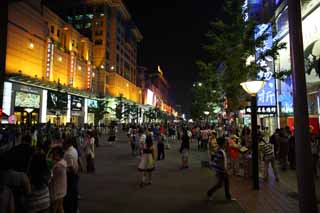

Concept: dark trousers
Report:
left=157, top=143, right=165, bottom=160
left=207, top=173, right=231, bottom=200
left=86, top=155, right=95, bottom=173
left=64, top=172, right=79, bottom=213
left=313, top=154, right=319, bottom=176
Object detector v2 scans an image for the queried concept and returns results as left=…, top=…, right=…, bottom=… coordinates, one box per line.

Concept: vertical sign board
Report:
left=255, top=24, right=277, bottom=108
left=87, top=62, right=91, bottom=89
left=46, top=39, right=54, bottom=80
left=70, top=52, right=75, bottom=86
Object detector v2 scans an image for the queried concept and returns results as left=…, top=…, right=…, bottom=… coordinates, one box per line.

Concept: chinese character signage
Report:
left=245, top=106, right=277, bottom=115
left=255, top=24, right=276, bottom=107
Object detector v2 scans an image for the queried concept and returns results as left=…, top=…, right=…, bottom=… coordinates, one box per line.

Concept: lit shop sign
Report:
left=146, top=89, right=154, bottom=105
left=242, top=0, right=249, bottom=21
left=71, top=96, right=84, bottom=111
left=87, top=62, right=91, bottom=89
left=2, top=82, right=12, bottom=116
left=70, top=52, right=76, bottom=86
left=245, top=106, right=277, bottom=115
left=255, top=24, right=276, bottom=107
left=15, top=92, right=40, bottom=109
left=87, top=99, right=98, bottom=109
left=279, top=76, right=293, bottom=114
left=46, top=39, right=54, bottom=80
left=47, top=91, right=68, bottom=110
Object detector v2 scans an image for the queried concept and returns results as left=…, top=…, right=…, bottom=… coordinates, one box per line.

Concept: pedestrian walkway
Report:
left=79, top=133, right=244, bottom=213
left=230, top=165, right=320, bottom=213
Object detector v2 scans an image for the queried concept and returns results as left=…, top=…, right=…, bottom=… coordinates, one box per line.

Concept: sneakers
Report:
left=228, top=198, right=237, bottom=201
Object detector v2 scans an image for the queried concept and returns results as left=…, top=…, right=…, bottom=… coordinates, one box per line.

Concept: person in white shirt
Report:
left=138, top=128, right=146, bottom=157
left=63, top=137, right=79, bottom=213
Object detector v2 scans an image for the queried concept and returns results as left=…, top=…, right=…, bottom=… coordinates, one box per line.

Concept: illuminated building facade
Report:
left=3, top=0, right=98, bottom=125
left=242, top=0, right=320, bottom=133
left=59, top=0, right=143, bottom=102
left=142, top=66, right=174, bottom=115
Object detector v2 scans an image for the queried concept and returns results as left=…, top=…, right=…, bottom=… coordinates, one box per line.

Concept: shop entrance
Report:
left=14, top=108, right=39, bottom=125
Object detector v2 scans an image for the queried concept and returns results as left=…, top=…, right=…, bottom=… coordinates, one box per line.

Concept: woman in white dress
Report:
left=138, top=134, right=155, bottom=187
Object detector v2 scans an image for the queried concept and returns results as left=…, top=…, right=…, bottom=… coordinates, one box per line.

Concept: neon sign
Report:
left=87, top=62, right=91, bottom=89
left=46, top=39, right=54, bottom=80
left=70, top=52, right=76, bottom=86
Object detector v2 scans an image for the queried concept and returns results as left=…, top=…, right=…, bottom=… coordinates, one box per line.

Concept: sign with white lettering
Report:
left=245, top=106, right=277, bottom=115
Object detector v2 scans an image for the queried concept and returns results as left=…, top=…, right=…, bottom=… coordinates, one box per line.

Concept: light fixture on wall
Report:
left=25, top=108, right=34, bottom=113
left=58, top=56, right=62, bottom=62
left=29, top=40, right=34, bottom=49
left=78, top=66, right=82, bottom=71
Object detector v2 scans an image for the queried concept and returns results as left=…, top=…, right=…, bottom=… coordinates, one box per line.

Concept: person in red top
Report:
left=159, top=125, right=166, bottom=135
left=228, top=135, right=240, bottom=175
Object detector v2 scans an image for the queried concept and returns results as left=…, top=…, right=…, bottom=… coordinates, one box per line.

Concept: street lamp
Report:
left=240, top=80, right=265, bottom=190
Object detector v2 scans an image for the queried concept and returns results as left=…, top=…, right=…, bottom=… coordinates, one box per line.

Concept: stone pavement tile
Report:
left=229, top=168, right=320, bottom=213
left=79, top=133, right=245, bottom=213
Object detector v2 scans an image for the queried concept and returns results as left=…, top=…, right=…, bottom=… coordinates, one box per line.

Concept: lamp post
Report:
left=203, top=111, right=210, bottom=123
left=240, top=80, right=265, bottom=190
left=287, top=0, right=318, bottom=212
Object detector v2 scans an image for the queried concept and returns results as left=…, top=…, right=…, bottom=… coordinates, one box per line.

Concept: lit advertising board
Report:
left=255, top=24, right=276, bottom=107
left=146, top=89, right=154, bottom=106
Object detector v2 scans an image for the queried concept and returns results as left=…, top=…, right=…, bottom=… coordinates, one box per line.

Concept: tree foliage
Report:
left=192, top=0, right=287, bottom=117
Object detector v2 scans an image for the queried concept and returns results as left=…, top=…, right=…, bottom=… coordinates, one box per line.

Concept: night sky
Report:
left=124, top=1, right=223, bottom=114
left=46, top=0, right=223, bottom=115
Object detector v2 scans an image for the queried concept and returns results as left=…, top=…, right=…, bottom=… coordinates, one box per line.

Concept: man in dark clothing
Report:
left=288, top=135, right=296, bottom=169
left=207, top=137, right=234, bottom=201
left=279, top=128, right=290, bottom=170
left=269, top=128, right=281, bottom=159
left=157, top=134, right=165, bottom=160
left=9, top=134, right=33, bottom=173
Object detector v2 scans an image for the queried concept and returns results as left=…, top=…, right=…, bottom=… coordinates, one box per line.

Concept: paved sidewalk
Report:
left=230, top=164, right=320, bottom=213
left=79, top=133, right=244, bottom=213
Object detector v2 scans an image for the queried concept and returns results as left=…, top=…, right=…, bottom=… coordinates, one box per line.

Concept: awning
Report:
left=7, top=74, right=99, bottom=99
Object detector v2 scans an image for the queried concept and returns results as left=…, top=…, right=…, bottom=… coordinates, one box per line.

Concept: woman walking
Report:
left=180, top=128, right=190, bottom=169
left=85, top=132, right=95, bottom=173
left=138, top=134, right=155, bottom=187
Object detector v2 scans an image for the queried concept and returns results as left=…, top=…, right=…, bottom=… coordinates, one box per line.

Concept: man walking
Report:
left=260, top=138, right=279, bottom=181
left=207, top=137, right=234, bottom=201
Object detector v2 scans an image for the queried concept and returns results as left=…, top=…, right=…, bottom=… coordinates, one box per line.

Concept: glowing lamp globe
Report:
left=240, top=80, right=265, bottom=96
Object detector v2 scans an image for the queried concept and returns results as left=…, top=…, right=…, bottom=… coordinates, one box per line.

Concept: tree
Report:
left=92, top=99, right=112, bottom=125
left=194, top=0, right=286, bottom=115
left=191, top=62, right=223, bottom=119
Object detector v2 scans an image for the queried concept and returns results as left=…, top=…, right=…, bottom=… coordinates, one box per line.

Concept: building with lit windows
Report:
left=241, top=0, right=320, bottom=133
left=142, top=66, right=174, bottom=115
left=53, top=0, right=143, bottom=103
left=3, top=0, right=99, bottom=125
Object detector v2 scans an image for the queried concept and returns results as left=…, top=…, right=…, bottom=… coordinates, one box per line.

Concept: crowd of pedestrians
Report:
left=1, top=120, right=320, bottom=211
left=0, top=123, right=106, bottom=213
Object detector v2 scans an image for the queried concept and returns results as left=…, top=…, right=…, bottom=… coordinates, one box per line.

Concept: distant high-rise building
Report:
left=52, top=0, right=143, bottom=102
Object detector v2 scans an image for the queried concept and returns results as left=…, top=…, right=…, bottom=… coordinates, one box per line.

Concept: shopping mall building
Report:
left=1, top=0, right=175, bottom=126
left=240, top=0, right=320, bottom=134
